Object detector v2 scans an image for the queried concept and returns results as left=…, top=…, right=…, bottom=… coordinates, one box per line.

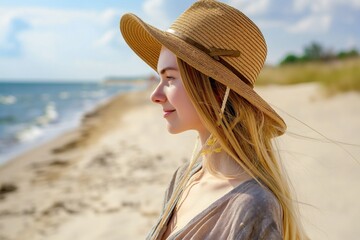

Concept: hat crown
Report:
left=169, top=0, right=267, bottom=85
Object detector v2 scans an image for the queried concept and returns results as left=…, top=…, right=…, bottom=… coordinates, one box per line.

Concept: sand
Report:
left=0, top=83, right=359, bottom=240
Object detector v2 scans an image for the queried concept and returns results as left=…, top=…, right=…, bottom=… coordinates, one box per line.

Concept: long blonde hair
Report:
left=176, top=58, right=307, bottom=239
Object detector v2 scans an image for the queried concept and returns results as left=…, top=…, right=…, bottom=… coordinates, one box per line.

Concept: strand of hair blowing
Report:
left=177, top=58, right=308, bottom=240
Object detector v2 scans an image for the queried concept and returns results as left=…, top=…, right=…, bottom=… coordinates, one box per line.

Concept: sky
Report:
left=0, top=0, right=359, bottom=81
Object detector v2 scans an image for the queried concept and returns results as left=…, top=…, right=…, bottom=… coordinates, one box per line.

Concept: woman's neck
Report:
left=197, top=131, right=249, bottom=180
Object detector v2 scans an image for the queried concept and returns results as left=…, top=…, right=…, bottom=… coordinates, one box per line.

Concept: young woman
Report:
left=120, top=0, right=307, bottom=239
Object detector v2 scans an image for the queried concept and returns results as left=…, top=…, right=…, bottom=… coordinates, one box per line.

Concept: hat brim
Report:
left=120, top=13, right=286, bottom=135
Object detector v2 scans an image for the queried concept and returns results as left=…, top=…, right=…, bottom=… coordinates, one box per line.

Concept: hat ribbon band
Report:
left=167, top=28, right=253, bottom=87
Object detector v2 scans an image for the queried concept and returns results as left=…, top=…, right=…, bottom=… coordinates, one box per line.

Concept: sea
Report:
left=0, top=81, right=142, bottom=165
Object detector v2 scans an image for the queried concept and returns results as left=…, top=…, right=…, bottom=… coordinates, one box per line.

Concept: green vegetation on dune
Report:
left=279, top=43, right=359, bottom=65
left=258, top=58, right=360, bottom=94
left=257, top=42, right=360, bottom=95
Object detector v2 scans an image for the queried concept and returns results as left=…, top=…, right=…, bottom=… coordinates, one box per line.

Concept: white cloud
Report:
left=95, top=30, right=116, bottom=47
left=227, top=0, right=270, bottom=15
left=99, top=9, right=120, bottom=26
left=288, top=0, right=360, bottom=35
left=351, top=0, right=360, bottom=7
left=0, top=7, right=98, bottom=27
left=0, top=7, right=99, bottom=57
left=0, top=17, right=30, bottom=57
left=286, top=14, right=332, bottom=33
left=0, top=7, right=124, bottom=49
left=293, top=0, right=360, bottom=13
left=142, top=0, right=170, bottom=28
left=256, top=19, right=287, bottom=29
left=0, top=15, right=11, bottom=39
left=95, top=30, right=125, bottom=48
left=0, top=7, right=148, bottom=79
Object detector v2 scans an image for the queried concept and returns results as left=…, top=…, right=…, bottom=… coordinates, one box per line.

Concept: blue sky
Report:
left=0, top=0, right=359, bottom=81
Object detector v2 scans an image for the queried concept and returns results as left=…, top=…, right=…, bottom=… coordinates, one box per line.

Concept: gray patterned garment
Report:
left=147, top=163, right=283, bottom=240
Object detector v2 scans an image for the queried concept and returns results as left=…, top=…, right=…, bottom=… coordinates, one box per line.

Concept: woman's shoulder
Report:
left=223, top=179, right=283, bottom=233
left=221, top=180, right=283, bottom=238
left=236, top=179, right=280, bottom=205
left=230, top=179, right=282, bottom=217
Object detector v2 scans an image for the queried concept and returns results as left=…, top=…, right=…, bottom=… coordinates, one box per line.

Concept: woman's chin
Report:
left=167, top=127, right=181, bottom=134
left=166, top=124, right=185, bottom=134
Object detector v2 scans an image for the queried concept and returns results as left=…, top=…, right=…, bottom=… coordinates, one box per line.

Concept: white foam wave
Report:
left=16, top=102, right=58, bottom=142
left=36, top=102, right=58, bottom=126
left=16, top=125, right=43, bottom=142
left=0, top=95, right=17, bottom=105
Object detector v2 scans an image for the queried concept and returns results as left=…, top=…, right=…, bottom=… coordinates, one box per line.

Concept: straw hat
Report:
left=120, top=0, right=286, bottom=135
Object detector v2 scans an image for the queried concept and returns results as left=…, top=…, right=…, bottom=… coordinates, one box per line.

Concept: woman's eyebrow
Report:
left=159, top=66, right=178, bottom=75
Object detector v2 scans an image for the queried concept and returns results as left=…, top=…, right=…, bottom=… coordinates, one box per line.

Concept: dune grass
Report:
left=257, top=57, right=360, bottom=95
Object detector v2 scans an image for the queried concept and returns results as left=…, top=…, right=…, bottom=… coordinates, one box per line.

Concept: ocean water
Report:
left=0, top=81, right=140, bottom=164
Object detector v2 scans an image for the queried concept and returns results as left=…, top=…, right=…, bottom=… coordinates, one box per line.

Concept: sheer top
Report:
left=146, top=163, right=283, bottom=240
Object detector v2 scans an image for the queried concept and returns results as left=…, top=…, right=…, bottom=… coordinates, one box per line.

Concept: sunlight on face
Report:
left=150, top=47, right=207, bottom=135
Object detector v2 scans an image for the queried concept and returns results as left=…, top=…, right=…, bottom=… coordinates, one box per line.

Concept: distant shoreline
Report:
left=102, top=78, right=149, bottom=86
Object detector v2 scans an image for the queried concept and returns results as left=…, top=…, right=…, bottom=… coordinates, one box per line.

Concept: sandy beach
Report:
left=0, top=83, right=359, bottom=240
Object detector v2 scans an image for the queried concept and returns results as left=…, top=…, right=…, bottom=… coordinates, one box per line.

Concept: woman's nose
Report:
left=150, top=83, right=166, bottom=104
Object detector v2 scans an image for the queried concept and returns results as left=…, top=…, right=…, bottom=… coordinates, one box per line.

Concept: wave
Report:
left=36, top=102, right=58, bottom=126
left=16, top=125, right=44, bottom=142
left=15, top=102, right=59, bottom=142
left=0, top=95, right=17, bottom=105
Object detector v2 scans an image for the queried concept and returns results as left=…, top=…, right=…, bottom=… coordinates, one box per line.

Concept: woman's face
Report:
left=151, top=47, right=207, bottom=135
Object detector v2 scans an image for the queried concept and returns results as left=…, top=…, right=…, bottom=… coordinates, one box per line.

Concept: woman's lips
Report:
left=163, top=109, right=175, bottom=118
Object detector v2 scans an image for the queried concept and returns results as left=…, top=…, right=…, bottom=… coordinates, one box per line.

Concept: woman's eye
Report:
left=166, top=76, right=175, bottom=81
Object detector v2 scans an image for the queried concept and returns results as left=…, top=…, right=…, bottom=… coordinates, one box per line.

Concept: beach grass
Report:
left=258, top=57, right=360, bottom=95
